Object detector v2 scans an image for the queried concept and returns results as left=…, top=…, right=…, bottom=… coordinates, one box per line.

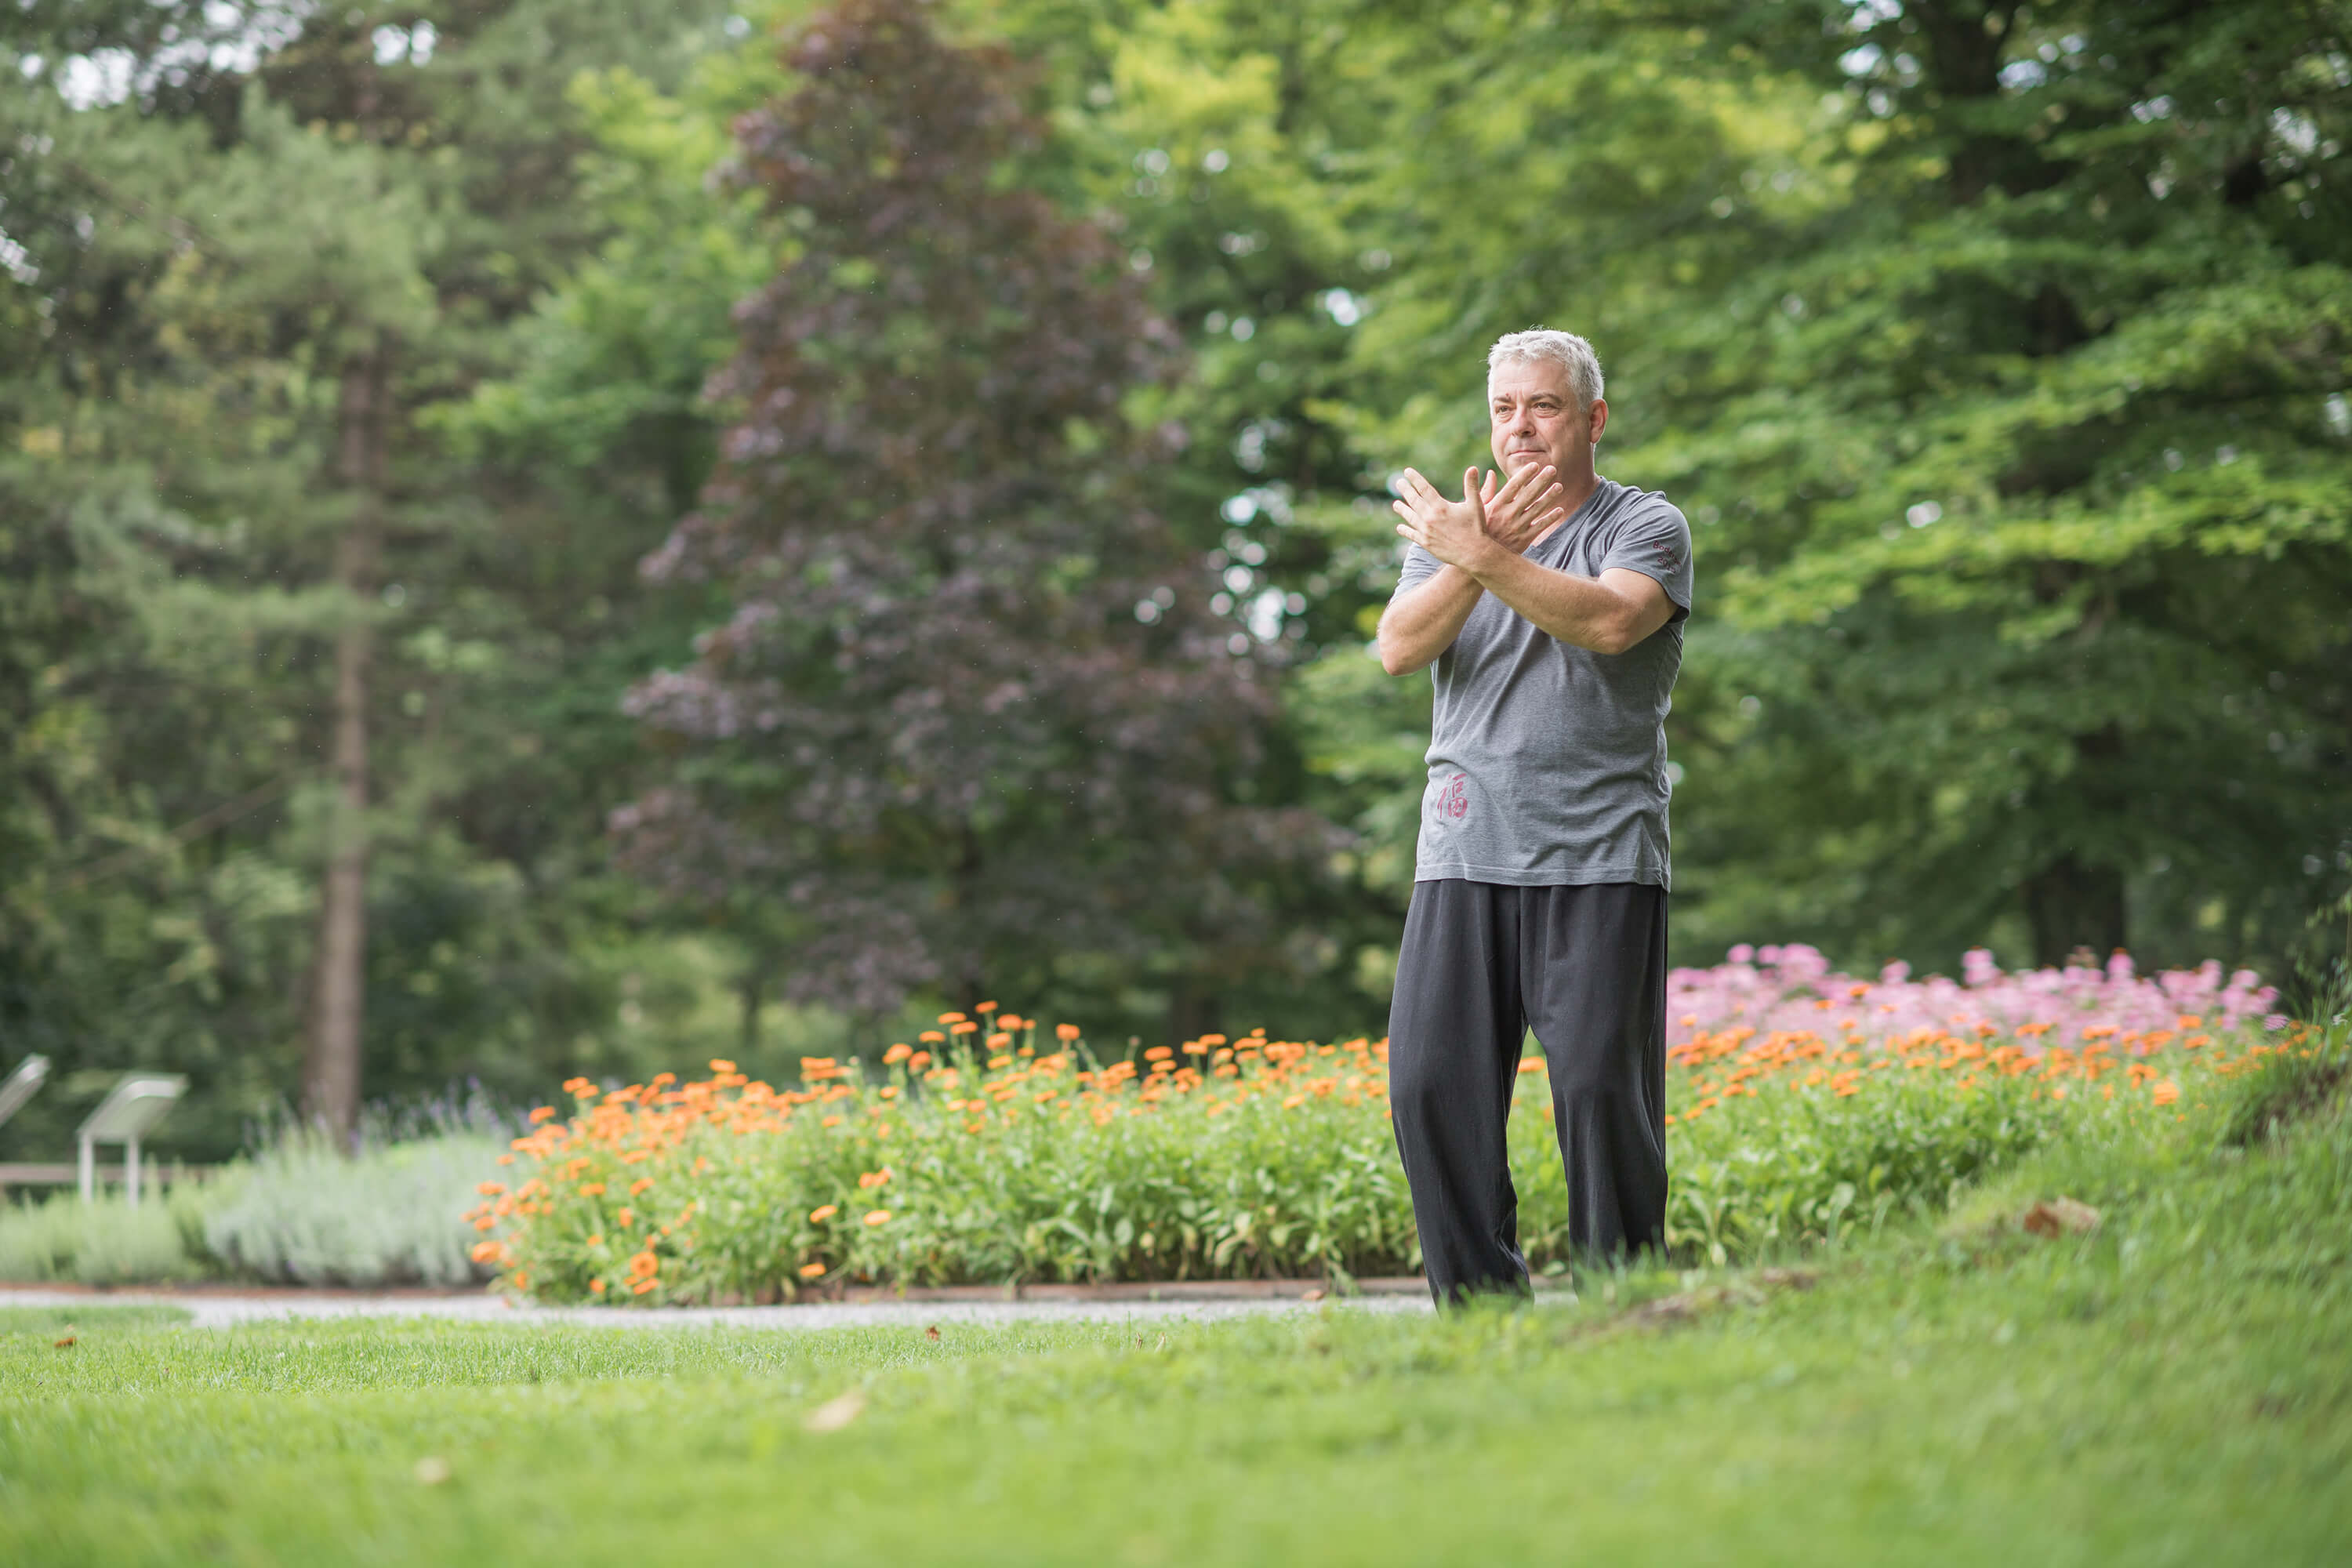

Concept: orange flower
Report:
left=985, top=1032, right=1012, bottom=1051
left=1056, top=1023, right=1081, bottom=1041
left=579, top=1182, right=606, bottom=1196
left=529, top=1106, right=557, bottom=1124
left=631, top=1279, right=658, bottom=1295
left=477, top=1181, right=506, bottom=1196
left=919, top=1030, right=946, bottom=1044
left=822, top=1115, right=843, bottom=1128
left=617, top=1207, right=634, bottom=1229
left=975, top=1000, right=998, bottom=1014
left=884, top=1043, right=913, bottom=1064
left=627, top=1250, right=659, bottom=1279
left=709, top=1058, right=738, bottom=1074
left=950, top=1021, right=980, bottom=1036
left=798, top=1261, right=827, bottom=1279
left=937, top=1011, right=967, bottom=1025
left=590, top=1278, right=607, bottom=1294
left=862, top=1210, right=891, bottom=1226
left=910, top=1051, right=933, bottom=1070
left=630, top=1177, right=654, bottom=1196
left=857, top=1169, right=891, bottom=1189
left=2151, top=1078, right=2180, bottom=1107
left=586, top=1232, right=604, bottom=1247
left=809, top=1204, right=839, bottom=1223
left=470, top=1240, right=503, bottom=1263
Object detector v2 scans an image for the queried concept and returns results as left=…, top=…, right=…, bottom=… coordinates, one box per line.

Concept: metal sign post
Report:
left=77, top=1074, right=186, bottom=1208
left=0, top=1055, right=49, bottom=1131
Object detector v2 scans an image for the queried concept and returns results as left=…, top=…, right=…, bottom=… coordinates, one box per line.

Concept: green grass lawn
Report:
left=4, top=1057, right=2347, bottom=1566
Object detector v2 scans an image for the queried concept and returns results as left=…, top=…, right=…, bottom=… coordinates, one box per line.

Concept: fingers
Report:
left=1462, top=466, right=1485, bottom=516
left=1479, top=469, right=1498, bottom=504
left=1495, top=462, right=1555, bottom=507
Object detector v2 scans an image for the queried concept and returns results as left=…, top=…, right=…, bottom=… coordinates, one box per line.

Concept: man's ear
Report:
left=1587, top=398, right=1610, bottom=445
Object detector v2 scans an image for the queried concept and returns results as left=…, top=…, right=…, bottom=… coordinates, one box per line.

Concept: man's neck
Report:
left=1530, top=466, right=1603, bottom=549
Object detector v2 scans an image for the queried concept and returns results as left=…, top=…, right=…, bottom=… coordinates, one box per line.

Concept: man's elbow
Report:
left=1374, top=617, right=1416, bottom=677
left=1588, top=600, right=1668, bottom=655
left=1589, top=624, right=1639, bottom=656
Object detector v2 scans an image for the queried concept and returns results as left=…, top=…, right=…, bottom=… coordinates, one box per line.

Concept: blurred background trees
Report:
left=3, top=0, right=2345, bottom=1158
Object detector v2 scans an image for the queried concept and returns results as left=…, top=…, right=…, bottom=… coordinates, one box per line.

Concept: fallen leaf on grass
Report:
left=53, top=1334, right=74, bottom=1350
left=2020, top=1197, right=2101, bottom=1239
left=413, top=1457, right=452, bottom=1486
left=804, top=1388, right=867, bottom=1432
left=925, top=1324, right=940, bottom=1341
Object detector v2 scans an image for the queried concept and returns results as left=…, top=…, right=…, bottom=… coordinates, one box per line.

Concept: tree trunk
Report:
left=301, top=344, right=388, bottom=1142
left=2024, top=851, right=2127, bottom=970
left=738, top=965, right=763, bottom=1057
left=1167, top=978, right=1223, bottom=1051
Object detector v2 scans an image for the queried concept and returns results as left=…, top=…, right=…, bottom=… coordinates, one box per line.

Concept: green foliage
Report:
left=0, top=1182, right=227, bottom=1287
left=202, top=1129, right=505, bottom=1289
left=4, top=0, right=2346, bottom=1128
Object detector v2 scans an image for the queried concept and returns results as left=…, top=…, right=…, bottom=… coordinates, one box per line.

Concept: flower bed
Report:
left=471, top=952, right=2307, bottom=1302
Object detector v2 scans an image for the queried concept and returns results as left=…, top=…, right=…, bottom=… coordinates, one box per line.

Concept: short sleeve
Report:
left=1599, top=500, right=1694, bottom=623
left=1391, top=541, right=1443, bottom=600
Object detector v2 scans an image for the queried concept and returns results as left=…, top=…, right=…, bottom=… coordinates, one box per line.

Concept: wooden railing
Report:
left=0, top=1163, right=213, bottom=1196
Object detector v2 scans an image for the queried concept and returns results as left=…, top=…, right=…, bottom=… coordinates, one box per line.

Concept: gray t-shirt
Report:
left=1392, top=476, right=1693, bottom=888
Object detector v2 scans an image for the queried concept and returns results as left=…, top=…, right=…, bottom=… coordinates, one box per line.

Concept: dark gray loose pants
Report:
left=1386, top=879, right=1669, bottom=1301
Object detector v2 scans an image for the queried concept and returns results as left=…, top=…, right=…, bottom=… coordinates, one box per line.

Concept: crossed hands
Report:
left=1391, top=462, right=1567, bottom=575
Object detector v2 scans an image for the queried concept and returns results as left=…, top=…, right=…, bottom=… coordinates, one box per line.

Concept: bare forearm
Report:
left=1376, top=565, right=1484, bottom=675
left=1471, top=552, right=1653, bottom=655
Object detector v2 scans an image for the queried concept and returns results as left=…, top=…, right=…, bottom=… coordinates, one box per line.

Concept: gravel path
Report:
left=1, top=1286, right=1437, bottom=1332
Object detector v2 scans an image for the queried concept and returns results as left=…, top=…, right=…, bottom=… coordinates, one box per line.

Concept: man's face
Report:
left=1488, top=356, right=1605, bottom=477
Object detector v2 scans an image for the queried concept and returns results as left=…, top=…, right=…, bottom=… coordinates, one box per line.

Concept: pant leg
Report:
left=1386, top=879, right=1531, bottom=1302
left=1521, top=882, right=1670, bottom=1259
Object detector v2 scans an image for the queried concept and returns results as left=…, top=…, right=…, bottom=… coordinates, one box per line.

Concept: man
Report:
left=1378, top=328, right=1693, bottom=1301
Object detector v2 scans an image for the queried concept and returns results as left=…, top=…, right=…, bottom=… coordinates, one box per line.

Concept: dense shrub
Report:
left=0, top=1180, right=229, bottom=1286
left=203, top=1128, right=506, bottom=1288
left=476, top=997, right=2316, bottom=1302
left=1, top=1118, right=506, bottom=1289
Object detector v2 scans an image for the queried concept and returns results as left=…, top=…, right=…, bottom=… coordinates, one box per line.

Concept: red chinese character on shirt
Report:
left=1441, top=775, right=1468, bottom=821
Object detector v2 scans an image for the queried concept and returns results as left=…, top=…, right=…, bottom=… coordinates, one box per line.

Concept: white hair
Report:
left=1487, top=328, right=1603, bottom=408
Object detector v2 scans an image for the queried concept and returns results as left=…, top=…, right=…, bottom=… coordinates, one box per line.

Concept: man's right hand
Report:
left=1478, top=463, right=1567, bottom=555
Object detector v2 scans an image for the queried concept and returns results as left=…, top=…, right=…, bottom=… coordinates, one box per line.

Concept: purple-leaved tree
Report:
left=616, top=0, right=1330, bottom=1026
